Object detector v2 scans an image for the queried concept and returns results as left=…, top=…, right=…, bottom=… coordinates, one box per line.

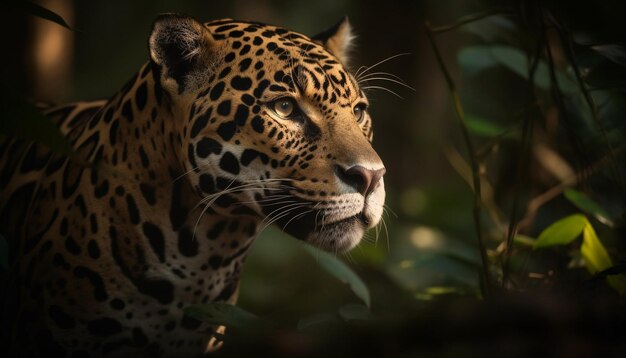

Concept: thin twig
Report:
left=475, top=104, right=536, bottom=160
left=552, top=22, right=625, bottom=195
left=444, top=146, right=507, bottom=232
left=517, top=145, right=625, bottom=232
left=424, top=21, right=491, bottom=297
left=501, top=28, right=543, bottom=288
left=542, top=14, right=593, bottom=186
left=429, top=8, right=514, bottom=34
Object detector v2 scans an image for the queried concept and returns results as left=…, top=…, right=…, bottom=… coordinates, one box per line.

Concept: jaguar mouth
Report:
left=260, top=196, right=368, bottom=252
left=324, top=213, right=367, bottom=230
left=309, top=213, right=365, bottom=252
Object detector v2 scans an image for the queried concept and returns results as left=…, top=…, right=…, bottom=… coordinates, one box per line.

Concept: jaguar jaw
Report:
left=260, top=188, right=384, bottom=252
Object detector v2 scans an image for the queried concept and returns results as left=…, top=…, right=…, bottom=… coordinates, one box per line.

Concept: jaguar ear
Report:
left=149, top=14, right=214, bottom=93
left=312, top=16, right=355, bottom=66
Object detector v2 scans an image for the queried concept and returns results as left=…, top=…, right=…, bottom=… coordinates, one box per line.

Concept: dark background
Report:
left=2, top=0, right=626, bottom=355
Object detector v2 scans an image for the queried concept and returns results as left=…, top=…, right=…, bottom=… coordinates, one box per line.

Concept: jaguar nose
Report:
left=335, top=165, right=386, bottom=197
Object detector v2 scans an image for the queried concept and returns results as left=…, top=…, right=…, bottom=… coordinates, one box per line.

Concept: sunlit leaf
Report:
left=534, top=214, right=586, bottom=248
left=302, top=244, right=371, bottom=307
left=536, top=216, right=625, bottom=295
left=580, top=223, right=612, bottom=274
left=10, top=1, right=74, bottom=30
left=564, top=189, right=614, bottom=226
left=580, top=222, right=626, bottom=294
left=184, top=303, right=258, bottom=328
left=338, top=304, right=373, bottom=321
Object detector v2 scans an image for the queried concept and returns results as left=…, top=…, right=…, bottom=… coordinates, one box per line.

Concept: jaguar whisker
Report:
left=355, top=52, right=411, bottom=81
left=257, top=203, right=311, bottom=235
left=358, top=77, right=416, bottom=92
left=357, top=71, right=406, bottom=83
left=361, top=85, right=404, bottom=99
left=282, top=208, right=313, bottom=232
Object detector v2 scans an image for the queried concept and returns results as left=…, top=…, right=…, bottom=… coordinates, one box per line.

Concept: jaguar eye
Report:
left=354, top=103, right=367, bottom=122
left=273, top=98, right=296, bottom=118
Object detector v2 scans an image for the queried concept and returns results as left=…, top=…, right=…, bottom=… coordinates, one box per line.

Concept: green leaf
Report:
left=564, top=189, right=614, bottom=226
left=461, top=14, right=518, bottom=43
left=607, top=276, right=626, bottom=295
left=457, top=47, right=499, bottom=77
left=302, top=244, right=371, bottom=307
left=490, top=46, right=578, bottom=93
left=513, top=235, right=536, bottom=247
left=580, top=221, right=626, bottom=294
left=10, top=1, right=73, bottom=30
left=488, top=46, right=529, bottom=79
left=415, top=286, right=468, bottom=300
left=465, top=115, right=506, bottom=137
left=458, top=45, right=577, bottom=94
left=534, top=214, right=587, bottom=248
left=580, top=223, right=612, bottom=274
left=398, top=255, right=480, bottom=289
left=338, top=304, right=373, bottom=321
left=183, top=303, right=258, bottom=329
left=297, top=305, right=373, bottom=331
left=606, top=273, right=626, bottom=296
left=0, top=89, right=75, bottom=159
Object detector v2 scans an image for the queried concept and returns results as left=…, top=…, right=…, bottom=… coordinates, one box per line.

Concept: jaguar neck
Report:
left=81, top=63, right=261, bottom=304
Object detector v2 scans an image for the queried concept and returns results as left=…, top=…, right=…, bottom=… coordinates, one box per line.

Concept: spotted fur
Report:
left=0, top=15, right=385, bottom=357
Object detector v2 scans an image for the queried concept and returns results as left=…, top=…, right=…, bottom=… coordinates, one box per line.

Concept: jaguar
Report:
left=0, top=14, right=386, bottom=357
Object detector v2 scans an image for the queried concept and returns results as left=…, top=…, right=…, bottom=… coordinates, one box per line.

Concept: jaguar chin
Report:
left=262, top=176, right=386, bottom=252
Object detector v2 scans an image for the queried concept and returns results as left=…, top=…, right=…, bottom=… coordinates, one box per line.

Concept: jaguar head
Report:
left=149, top=14, right=385, bottom=252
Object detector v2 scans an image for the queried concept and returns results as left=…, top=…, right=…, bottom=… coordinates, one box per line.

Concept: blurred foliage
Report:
left=0, top=2, right=75, bottom=154
left=2, top=0, right=626, bottom=355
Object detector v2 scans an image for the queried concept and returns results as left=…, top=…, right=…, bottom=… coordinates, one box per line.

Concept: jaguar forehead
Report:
left=203, top=20, right=361, bottom=104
